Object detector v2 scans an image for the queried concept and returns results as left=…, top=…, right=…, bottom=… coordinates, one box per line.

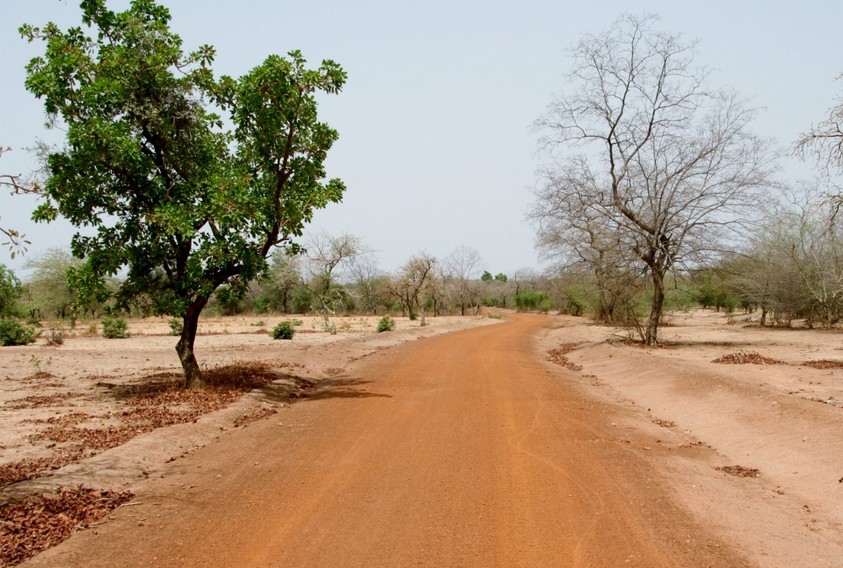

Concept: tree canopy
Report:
left=534, top=15, right=774, bottom=344
left=21, top=0, right=346, bottom=386
left=796, top=76, right=843, bottom=179
left=0, top=264, right=21, bottom=317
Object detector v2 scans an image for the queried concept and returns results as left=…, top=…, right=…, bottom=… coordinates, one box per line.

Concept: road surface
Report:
left=26, top=314, right=746, bottom=567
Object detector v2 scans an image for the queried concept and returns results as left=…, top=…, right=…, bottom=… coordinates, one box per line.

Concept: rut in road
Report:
left=27, top=314, right=747, bottom=567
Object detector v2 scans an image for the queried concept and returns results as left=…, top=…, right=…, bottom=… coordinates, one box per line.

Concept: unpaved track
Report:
left=26, top=314, right=746, bottom=567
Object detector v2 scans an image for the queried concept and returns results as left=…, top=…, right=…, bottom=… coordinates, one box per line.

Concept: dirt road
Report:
left=25, top=314, right=747, bottom=567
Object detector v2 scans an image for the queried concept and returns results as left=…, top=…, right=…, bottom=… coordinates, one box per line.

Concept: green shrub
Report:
left=102, top=316, right=129, bottom=339
left=168, top=318, right=183, bottom=336
left=516, top=290, right=550, bottom=312
left=0, top=319, right=37, bottom=346
left=376, top=316, right=395, bottom=333
left=271, top=321, right=296, bottom=340
left=664, top=287, right=694, bottom=313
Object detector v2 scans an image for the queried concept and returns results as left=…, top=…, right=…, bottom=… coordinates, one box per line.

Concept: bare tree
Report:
left=530, top=160, right=641, bottom=323
left=535, top=15, right=775, bottom=344
left=796, top=77, right=843, bottom=179
left=302, top=232, right=360, bottom=329
left=795, top=76, right=843, bottom=216
left=444, top=245, right=483, bottom=315
left=391, top=253, right=436, bottom=325
left=779, top=189, right=843, bottom=328
left=347, top=249, right=383, bottom=314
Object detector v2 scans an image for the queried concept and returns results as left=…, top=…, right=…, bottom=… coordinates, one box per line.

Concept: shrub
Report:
left=102, top=316, right=129, bottom=339
left=271, top=321, right=296, bottom=340
left=168, top=318, right=183, bottom=336
left=0, top=319, right=37, bottom=346
left=320, top=314, right=337, bottom=335
left=377, top=316, right=395, bottom=333
left=46, top=326, right=65, bottom=346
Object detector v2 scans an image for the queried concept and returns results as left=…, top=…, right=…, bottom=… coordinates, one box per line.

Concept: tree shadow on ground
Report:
left=258, top=375, right=391, bottom=403
left=89, top=362, right=391, bottom=404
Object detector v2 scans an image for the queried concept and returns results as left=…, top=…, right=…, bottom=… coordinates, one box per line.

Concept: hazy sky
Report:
left=1, top=0, right=841, bottom=277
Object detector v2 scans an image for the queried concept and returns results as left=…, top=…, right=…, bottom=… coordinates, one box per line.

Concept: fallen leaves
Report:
left=712, top=352, right=786, bottom=365
left=0, top=486, right=133, bottom=567
left=233, top=407, right=278, bottom=428
left=0, top=450, right=85, bottom=488
left=0, top=362, right=287, bottom=566
left=4, top=393, right=80, bottom=411
left=1, top=362, right=280, bottom=491
left=716, top=465, right=760, bottom=478
left=802, top=359, right=843, bottom=369
left=546, top=342, right=585, bottom=372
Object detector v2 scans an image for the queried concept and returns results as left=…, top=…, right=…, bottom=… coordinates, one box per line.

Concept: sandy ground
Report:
left=2, top=309, right=842, bottom=566
left=1, top=314, right=498, bottom=496
left=537, top=309, right=843, bottom=567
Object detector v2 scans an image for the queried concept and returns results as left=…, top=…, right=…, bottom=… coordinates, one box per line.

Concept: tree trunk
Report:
left=597, top=288, right=616, bottom=323
left=405, top=294, right=416, bottom=320
left=645, top=270, right=665, bottom=346
left=176, top=298, right=208, bottom=389
left=417, top=299, right=427, bottom=326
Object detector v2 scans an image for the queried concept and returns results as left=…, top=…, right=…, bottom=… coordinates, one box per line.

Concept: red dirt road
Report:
left=25, top=314, right=746, bottom=567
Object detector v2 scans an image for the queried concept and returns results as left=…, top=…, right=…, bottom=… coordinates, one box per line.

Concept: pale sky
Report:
left=1, top=0, right=841, bottom=277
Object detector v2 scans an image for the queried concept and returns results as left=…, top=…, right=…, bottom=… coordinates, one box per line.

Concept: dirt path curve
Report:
left=26, top=314, right=746, bottom=567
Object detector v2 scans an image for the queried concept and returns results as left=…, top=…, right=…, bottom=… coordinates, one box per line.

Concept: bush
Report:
left=376, top=316, right=395, bottom=333
left=515, top=290, right=551, bottom=312
left=102, top=316, right=129, bottom=339
left=168, top=318, right=183, bottom=336
left=0, top=319, right=37, bottom=346
left=271, top=321, right=296, bottom=340
left=323, top=320, right=337, bottom=335
left=46, top=326, right=65, bottom=346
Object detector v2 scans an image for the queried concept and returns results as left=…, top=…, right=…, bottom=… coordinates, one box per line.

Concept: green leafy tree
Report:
left=253, top=252, right=304, bottom=313
left=21, top=0, right=346, bottom=387
left=0, top=264, right=22, bottom=317
left=24, top=248, right=83, bottom=320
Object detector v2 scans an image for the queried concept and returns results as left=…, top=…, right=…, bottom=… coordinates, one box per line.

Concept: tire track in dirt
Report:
left=24, top=314, right=747, bottom=567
